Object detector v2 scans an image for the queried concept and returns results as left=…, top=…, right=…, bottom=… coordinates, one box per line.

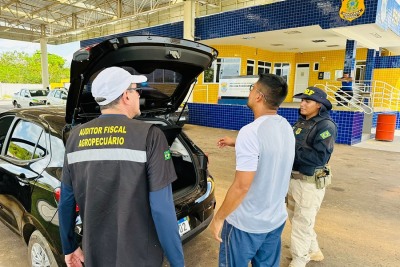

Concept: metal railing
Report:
left=355, top=80, right=400, bottom=111
left=314, top=83, right=374, bottom=114
left=315, top=80, right=400, bottom=114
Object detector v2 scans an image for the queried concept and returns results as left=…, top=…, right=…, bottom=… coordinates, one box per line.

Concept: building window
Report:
left=247, top=60, right=255, bottom=75
left=257, top=61, right=271, bottom=74
left=203, top=58, right=241, bottom=83
left=356, top=61, right=366, bottom=82
left=273, top=63, right=290, bottom=83
left=313, top=62, right=319, bottom=71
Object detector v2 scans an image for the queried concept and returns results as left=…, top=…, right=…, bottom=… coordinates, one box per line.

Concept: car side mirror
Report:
left=25, top=94, right=29, bottom=98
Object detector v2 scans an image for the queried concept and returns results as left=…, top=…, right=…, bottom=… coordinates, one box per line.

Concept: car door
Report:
left=21, top=89, right=31, bottom=107
left=54, top=90, right=62, bottom=104
left=14, top=90, right=24, bottom=105
left=60, top=90, right=68, bottom=105
left=0, top=116, right=50, bottom=232
left=46, top=90, right=54, bottom=105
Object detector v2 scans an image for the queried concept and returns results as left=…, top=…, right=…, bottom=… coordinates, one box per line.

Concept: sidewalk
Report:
left=354, top=129, right=400, bottom=153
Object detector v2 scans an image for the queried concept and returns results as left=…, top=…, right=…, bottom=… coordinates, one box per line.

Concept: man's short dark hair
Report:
left=257, top=73, right=288, bottom=109
left=99, top=94, right=123, bottom=111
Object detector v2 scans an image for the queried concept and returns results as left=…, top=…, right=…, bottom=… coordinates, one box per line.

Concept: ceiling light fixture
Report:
left=284, top=31, right=302, bottom=34
left=198, top=0, right=218, bottom=7
left=370, top=33, right=382, bottom=38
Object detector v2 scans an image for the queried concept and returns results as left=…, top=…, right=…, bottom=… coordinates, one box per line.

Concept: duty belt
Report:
left=291, top=171, right=304, bottom=180
left=291, top=171, right=316, bottom=183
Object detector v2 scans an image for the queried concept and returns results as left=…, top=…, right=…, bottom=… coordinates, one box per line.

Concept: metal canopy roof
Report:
left=0, top=1, right=399, bottom=55
left=0, top=0, right=183, bottom=44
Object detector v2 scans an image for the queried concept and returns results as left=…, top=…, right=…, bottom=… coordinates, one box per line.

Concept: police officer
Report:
left=288, top=87, right=337, bottom=267
left=58, top=67, right=184, bottom=267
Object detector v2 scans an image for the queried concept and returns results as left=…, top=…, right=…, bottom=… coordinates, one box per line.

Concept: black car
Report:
left=0, top=36, right=218, bottom=267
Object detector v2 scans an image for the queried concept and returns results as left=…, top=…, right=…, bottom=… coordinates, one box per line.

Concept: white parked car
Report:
left=12, top=88, right=48, bottom=108
left=46, top=88, right=68, bottom=105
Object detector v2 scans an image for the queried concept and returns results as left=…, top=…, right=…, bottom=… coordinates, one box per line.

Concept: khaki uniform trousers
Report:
left=287, top=179, right=325, bottom=267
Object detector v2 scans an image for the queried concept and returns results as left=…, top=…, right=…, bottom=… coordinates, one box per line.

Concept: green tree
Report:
left=0, top=50, right=70, bottom=83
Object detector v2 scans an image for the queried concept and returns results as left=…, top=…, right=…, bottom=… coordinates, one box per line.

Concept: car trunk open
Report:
left=66, top=36, right=218, bottom=124
left=65, top=36, right=217, bottom=200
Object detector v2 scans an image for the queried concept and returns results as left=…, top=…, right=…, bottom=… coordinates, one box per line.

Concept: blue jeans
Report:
left=219, top=221, right=285, bottom=267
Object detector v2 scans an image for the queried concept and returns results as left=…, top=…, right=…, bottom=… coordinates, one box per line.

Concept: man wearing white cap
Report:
left=58, top=67, right=184, bottom=267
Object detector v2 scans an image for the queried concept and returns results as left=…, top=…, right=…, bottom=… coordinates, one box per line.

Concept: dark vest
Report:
left=293, top=116, right=334, bottom=175
left=66, top=115, right=163, bottom=267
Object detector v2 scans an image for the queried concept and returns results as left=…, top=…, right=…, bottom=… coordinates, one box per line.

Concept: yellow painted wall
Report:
left=193, top=46, right=369, bottom=104
left=194, top=45, right=296, bottom=103
left=50, top=79, right=70, bottom=90
left=373, top=69, right=400, bottom=88
left=373, top=68, right=400, bottom=110
left=50, top=82, right=64, bottom=89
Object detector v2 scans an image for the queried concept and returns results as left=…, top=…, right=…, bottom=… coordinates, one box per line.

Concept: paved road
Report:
left=0, top=103, right=399, bottom=267
left=0, top=100, right=13, bottom=112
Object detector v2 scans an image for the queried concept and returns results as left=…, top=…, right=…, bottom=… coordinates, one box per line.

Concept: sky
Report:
left=0, top=39, right=81, bottom=66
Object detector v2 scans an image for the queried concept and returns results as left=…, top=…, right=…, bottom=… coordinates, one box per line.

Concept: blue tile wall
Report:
left=188, top=103, right=254, bottom=130
left=376, top=0, right=400, bottom=36
left=330, top=111, right=364, bottom=145
left=195, top=0, right=378, bottom=41
left=365, top=49, right=376, bottom=83
left=80, top=22, right=183, bottom=47
left=188, top=103, right=364, bottom=145
left=344, top=40, right=357, bottom=75
left=372, top=111, right=400, bottom=129
left=80, top=1, right=380, bottom=48
left=217, top=99, right=248, bottom=105
left=375, top=56, right=400, bottom=68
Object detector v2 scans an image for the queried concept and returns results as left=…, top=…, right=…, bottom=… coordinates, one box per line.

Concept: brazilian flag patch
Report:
left=164, top=150, right=171, bottom=160
left=320, top=130, right=331, bottom=139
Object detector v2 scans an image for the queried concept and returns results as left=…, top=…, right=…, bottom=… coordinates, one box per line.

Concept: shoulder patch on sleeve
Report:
left=320, top=130, right=332, bottom=139
left=164, top=150, right=171, bottom=160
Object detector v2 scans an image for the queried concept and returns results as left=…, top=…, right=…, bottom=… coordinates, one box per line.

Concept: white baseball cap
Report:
left=91, top=67, right=147, bottom=105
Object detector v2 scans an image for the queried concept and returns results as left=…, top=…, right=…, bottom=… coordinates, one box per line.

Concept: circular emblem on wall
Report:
left=221, top=82, right=228, bottom=93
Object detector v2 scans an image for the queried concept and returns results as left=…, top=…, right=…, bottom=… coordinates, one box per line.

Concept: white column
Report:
left=183, top=0, right=195, bottom=41
left=40, top=26, right=49, bottom=90
left=184, top=0, right=195, bottom=102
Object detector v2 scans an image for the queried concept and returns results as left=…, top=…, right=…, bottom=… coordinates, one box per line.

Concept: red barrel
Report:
left=375, top=114, right=397, bottom=141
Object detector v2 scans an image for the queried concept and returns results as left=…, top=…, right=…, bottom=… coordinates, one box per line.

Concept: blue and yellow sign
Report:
left=339, top=0, right=365, bottom=22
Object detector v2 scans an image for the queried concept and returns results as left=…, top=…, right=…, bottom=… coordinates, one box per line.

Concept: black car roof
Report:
left=7, top=106, right=66, bottom=136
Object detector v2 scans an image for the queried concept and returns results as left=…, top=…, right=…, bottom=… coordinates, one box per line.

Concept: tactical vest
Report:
left=66, top=116, right=164, bottom=267
left=293, top=116, right=334, bottom=174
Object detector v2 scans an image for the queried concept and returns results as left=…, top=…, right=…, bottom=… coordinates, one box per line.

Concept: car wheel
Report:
left=13, top=100, right=18, bottom=108
left=29, top=102, right=34, bottom=106
left=28, top=230, right=58, bottom=267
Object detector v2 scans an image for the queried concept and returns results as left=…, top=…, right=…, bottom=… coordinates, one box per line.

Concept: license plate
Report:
left=177, top=216, right=190, bottom=236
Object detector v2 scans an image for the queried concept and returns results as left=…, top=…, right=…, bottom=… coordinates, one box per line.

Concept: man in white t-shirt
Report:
left=209, top=73, right=295, bottom=266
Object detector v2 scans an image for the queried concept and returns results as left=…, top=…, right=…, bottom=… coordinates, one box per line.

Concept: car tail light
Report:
left=54, top=187, right=80, bottom=212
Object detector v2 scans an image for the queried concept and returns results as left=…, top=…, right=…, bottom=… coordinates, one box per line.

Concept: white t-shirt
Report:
left=226, top=114, right=295, bottom=233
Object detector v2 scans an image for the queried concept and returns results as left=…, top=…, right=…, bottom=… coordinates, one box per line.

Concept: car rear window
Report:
left=6, top=120, right=48, bottom=160
left=132, top=68, right=182, bottom=97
